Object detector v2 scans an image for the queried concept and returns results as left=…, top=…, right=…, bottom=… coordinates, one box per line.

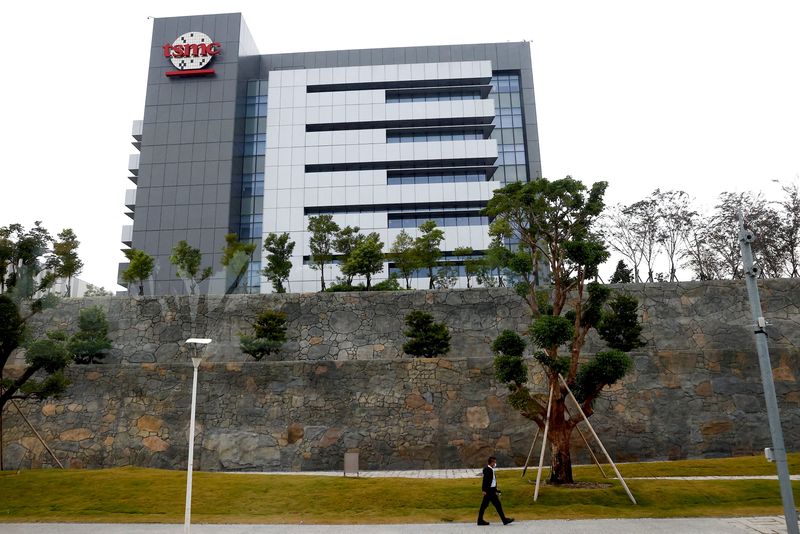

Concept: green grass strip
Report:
left=0, top=453, right=797, bottom=524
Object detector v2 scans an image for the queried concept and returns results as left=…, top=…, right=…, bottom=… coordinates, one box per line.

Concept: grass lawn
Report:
left=0, top=453, right=797, bottom=524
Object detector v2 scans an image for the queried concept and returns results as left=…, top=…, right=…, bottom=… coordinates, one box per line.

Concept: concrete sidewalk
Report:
left=1, top=517, right=797, bottom=533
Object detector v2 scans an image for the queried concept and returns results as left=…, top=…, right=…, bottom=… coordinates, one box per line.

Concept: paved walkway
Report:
left=1, top=517, right=798, bottom=533
left=228, top=467, right=800, bottom=482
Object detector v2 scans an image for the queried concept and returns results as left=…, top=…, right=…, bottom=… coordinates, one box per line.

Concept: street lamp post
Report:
left=184, top=338, right=212, bottom=534
left=737, top=215, right=799, bottom=534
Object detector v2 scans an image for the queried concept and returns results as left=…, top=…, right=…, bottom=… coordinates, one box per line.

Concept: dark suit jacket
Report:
left=481, top=465, right=497, bottom=492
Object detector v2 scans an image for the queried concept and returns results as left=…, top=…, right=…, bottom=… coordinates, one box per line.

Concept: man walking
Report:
left=477, top=456, right=514, bottom=526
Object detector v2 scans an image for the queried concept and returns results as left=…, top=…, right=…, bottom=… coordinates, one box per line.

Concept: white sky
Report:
left=1, top=0, right=798, bottom=290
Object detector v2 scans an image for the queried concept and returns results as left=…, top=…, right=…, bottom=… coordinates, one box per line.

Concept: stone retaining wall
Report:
left=2, top=279, right=799, bottom=470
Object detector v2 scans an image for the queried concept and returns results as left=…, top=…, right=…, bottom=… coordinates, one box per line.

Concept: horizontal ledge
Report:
left=307, top=77, right=491, bottom=93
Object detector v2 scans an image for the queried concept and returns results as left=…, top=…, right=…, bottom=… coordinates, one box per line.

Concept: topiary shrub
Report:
left=402, top=311, right=451, bottom=358
left=240, top=310, right=287, bottom=360
left=492, top=330, right=527, bottom=385
left=69, top=306, right=112, bottom=364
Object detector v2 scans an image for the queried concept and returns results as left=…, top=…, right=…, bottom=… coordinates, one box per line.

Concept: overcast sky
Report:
left=1, top=0, right=798, bottom=290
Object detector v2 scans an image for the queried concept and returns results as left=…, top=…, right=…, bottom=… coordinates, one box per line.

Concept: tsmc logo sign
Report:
left=163, top=32, right=221, bottom=77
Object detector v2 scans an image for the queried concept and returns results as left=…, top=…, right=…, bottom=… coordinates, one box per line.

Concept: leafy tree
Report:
left=413, top=220, right=444, bottom=289
left=483, top=231, right=513, bottom=288
left=341, top=232, right=384, bottom=289
left=775, top=181, right=800, bottom=277
left=452, top=246, right=478, bottom=288
left=122, top=249, right=154, bottom=296
left=221, top=233, right=257, bottom=294
left=432, top=264, right=458, bottom=289
left=388, top=230, right=417, bottom=289
left=262, top=232, right=295, bottom=293
left=47, top=228, right=83, bottom=297
left=603, top=205, right=644, bottom=283
left=239, top=310, right=287, bottom=360
left=702, top=192, right=781, bottom=279
left=308, top=215, right=340, bottom=291
left=681, top=213, right=720, bottom=281
left=625, top=197, right=660, bottom=282
left=0, top=295, right=71, bottom=418
left=654, top=190, right=696, bottom=282
left=402, top=311, right=451, bottom=358
left=485, top=176, right=644, bottom=484
left=609, top=260, right=633, bottom=283
left=0, top=228, right=13, bottom=294
left=83, top=283, right=111, bottom=297
left=68, top=306, right=112, bottom=364
left=169, top=240, right=212, bottom=295
left=1, top=222, right=55, bottom=300
left=333, top=226, right=362, bottom=285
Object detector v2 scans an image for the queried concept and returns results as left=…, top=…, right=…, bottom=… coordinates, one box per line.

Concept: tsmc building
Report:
left=121, top=12, right=542, bottom=294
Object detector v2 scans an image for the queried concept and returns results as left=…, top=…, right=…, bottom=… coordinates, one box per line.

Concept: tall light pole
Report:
left=184, top=338, right=211, bottom=534
left=738, top=214, right=799, bottom=534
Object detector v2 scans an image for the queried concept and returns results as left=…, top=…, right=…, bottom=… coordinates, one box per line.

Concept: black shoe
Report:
left=477, top=520, right=490, bottom=525
left=503, top=518, right=515, bottom=525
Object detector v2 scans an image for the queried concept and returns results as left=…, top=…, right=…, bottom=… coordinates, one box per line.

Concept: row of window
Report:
left=491, top=75, right=521, bottom=93
left=490, top=127, right=525, bottom=145
left=386, top=131, right=485, bottom=143
left=493, top=114, right=524, bottom=129
left=389, top=263, right=477, bottom=279
left=387, top=214, right=488, bottom=228
left=387, top=171, right=487, bottom=185
left=385, top=91, right=483, bottom=103
left=239, top=81, right=268, bottom=253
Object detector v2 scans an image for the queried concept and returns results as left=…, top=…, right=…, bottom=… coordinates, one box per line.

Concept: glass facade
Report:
left=387, top=171, right=487, bottom=185
left=385, top=90, right=482, bottom=103
left=387, top=130, right=485, bottom=143
left=489, top=73, right=527, bottom=183
left=387, top=213, right=487, bottom=228
left=239, top=80, right=268, bottom=292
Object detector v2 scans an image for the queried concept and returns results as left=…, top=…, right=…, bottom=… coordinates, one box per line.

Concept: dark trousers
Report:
left=478, top=488, right=507, bottom=521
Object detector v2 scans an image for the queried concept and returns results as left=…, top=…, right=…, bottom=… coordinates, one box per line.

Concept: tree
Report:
left=262, top=232, right=295, bottom=293
left=341, top=232, right=384, bottom=289
left=308, top=215, right=340, bottom=291
left=83, top=283, right=111, bottom=297
left=609, top=260, right=633, bottom=283
left=413, top=220, right=444, bottom=289
left=47, top=228, right=83, bottom=297
left=389, top=230, right=417, bottom=289
left=625, top=197, right=660, bottom=282
left=703, top=192, right=781, bottom=279
left=333, top=226, right=362, bottom=285
left=0, top=295, right=71, bottom=422
left=776, top=181, right=800, bottom=277
left=453, top=246, right=478, bottom=289
left=169, top=240, right=212, bottom=295
left=654, top=190, right=695, bottom=282
left=682, top=213, right=721, bottom=281
left=432, top=264, right=458, bottom=289
left=121, top=249, right=154, bottom=296
left=221, top=233, right=257, bottom=294
left=239, top=310, right=287, bottom=360
left=402, top=311, right=451, bottom=357
left=485, top=176, right=644, bottom=484
left=483, top=230, right=514, bottom=288
left=68, top=306, right=112, bottom=364
left=603, top=205, right=644, bottom=283
left=1, top=222, right=54, bottom=300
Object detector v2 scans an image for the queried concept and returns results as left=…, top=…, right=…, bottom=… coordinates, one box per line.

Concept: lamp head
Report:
left=185, top=338, right=212, bottom=344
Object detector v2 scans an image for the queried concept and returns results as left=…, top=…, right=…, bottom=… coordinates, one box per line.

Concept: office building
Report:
left=121, top=12, right=542, bottom=294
